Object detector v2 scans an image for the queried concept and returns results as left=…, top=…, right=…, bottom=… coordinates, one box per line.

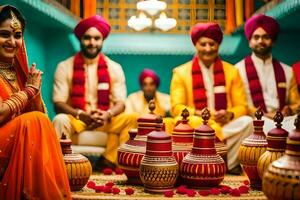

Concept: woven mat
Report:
left=72, top=173, right=267, bottom=200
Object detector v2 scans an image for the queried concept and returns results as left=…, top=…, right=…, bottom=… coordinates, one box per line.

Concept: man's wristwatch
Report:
left=76, top=109, right=83, bottom=120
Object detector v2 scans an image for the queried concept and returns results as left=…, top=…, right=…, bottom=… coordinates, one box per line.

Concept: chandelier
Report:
left=128, top=0, right=177, bottom=32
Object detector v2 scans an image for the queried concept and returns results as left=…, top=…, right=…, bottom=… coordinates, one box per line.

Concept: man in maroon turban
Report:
left=170, top=22, right=252, bottom=174
left=235, top=14, right=299, bottom=134
left=52, top=15, right=137, bottom=171
left=126, top=68, right=170, bottom=117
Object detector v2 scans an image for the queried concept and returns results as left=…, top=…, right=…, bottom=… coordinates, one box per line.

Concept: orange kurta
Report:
left=0, top=50, right=71, bottom=199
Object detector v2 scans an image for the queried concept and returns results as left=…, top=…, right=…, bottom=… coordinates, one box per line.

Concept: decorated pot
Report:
left=172, top=108, right=194, bottom=167
left=215, top=136, right=228, bottom=169
left=238, top=108, right=267, bottom=190
left=60, top=133, right=92, bottom=191
left=263, top=114, right=300, bottom=200
left=180, top=108, right=226, bottom=188
left=140, top=129, right=178, bottom=193
left=117, top=100, right=163, bottom=184
left=257, top=111, right=288, bottom=179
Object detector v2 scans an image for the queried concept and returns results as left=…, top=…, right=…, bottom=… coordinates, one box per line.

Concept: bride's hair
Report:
left=0, top=5, right=26, bottom=32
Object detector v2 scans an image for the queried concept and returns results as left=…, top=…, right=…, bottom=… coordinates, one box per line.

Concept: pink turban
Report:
left=191, top=22, right=223, bottom=45
left=245, top=14, right=280, bottom=41
left=139, top=68, right=160, bottom=87
left=74, top=15, right=111, bottom=40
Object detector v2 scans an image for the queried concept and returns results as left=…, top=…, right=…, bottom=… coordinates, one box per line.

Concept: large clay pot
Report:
left=263, top=114, right=300, bottom=200
left=60, top=133, right=92, bottom=191
left=238, top=108, right=267, bottom=190
left=140, top=129, right=178, bottom=193
left=172, top=108, right=194, bottom=167
left=117, top=100, right=163, bottom=184
left=180, top=108, right=226, bottom=188
left=257, top=111, right=288, bottom=179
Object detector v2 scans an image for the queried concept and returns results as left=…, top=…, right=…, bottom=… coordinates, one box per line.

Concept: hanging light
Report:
left=128, top=12, right=152, bottom=31
left=154, top=12, right=177, bottom=31
left=137, top=0, right=167, bottom=16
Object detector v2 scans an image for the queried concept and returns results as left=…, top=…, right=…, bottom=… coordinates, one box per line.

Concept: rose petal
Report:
left=210, top=188, right=221, bottom=195
left=176, top=185, right=187, bottom=194
left=243, top=180, right=250, bottom=185
left=115, top=168, right=124, bottom=175
left=94, top=185, right=104, bottom=193
left=112, top=187, right=121, bottom=194
left=220, top=185, right=232, bottom=194
left=186, top=189, right=196, bottom=197
left=199, top=190, right=211, bottom=196
left=239, top=185, right=249, bottom=194
left=103, top=186, right=112, bottom=193
left=164, top=190, right=174, bottom=197
left=103, top=168, right=113, bottom=175
left=230, top=188, right=241, bottom=197
left=86, top=181, right=96, bottom=189
left=105, top=182, right=115, bottom=187
left=125, top=188, right=134, bottom=195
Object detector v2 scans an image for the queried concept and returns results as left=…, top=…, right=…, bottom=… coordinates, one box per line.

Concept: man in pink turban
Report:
left=235, top=14, right=299, bottom=134
left=170, top=22, right=252, bottom=174
left=52, top=15, right=137, bottom=171
left=126, top=68, right=170, bottom=117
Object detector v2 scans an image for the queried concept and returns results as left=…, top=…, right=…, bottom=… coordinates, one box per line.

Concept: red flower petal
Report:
left=199, top=190, right=211, bottom=196
left=186, top=189, right=196, bottom=197
left=125, top=188, right=134, bottom=195
left=176, top=185, right=187, bottom=194
left=230, top=188, right=241, bottom=197
left=210, top=188, right=221, bottom=195
left=220, top=185, right=232, bottom=194
left=164, top=190, right=174, bottom=198
left=112, top=187, right=121, bottom=195
left=103, top=168, right=113, bottom=175
left=103, top=186, right=112, bottom=193
left=243, top=180, right=250, bottom=185
left=105, top=182, right=115, bottom=187
left=239, top=185, right=249, bottom=194
left=94, top=185, right=104, bottom=193
left=86, top=181, right=96, bottom=189
left=115, top=168, right=124, bottom=175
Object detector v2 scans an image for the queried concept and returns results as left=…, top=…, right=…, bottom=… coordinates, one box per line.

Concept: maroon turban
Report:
left=191, top=22, right=223, bottom=45
left=139, top=68, right=160, bottom=87
left=245, top=14, right=280, bottom=41
left=74, top=15, right=111, bottom=40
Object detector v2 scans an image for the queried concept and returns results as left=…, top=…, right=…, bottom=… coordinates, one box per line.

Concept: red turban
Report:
left=139, top=68, right=160, bottom=87
left=245, top=14, right=280, bottom=41
left=190, top=22, right=223, bottom=45
left=74, top=15, right=110, bottom=40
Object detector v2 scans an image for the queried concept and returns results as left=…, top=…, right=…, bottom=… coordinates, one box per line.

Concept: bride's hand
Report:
left=26, top=63, right=43, bottom=94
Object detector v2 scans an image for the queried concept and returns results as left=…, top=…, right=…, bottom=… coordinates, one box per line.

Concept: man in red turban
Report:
left=126, top=68, right=170, bottom=117
left=170, top=22, right=252, bottom=174
left=52, top=15, right=137, bottom=171
left=235, top=14, right=299, bottom=134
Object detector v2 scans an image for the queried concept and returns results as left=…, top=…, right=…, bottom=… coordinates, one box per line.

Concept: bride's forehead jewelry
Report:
left=10, top=10, right=22, bottom=32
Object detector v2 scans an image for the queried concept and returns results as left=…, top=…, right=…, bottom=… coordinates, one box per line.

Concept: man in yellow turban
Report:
left=170, top=22, right=252, bottom=174
left=52, top=15, right=137, bottom=170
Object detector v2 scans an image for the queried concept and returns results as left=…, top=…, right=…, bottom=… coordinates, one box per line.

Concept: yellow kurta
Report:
left=170, top=60, right=248, bottom=120
left=125, top=90, right=170, bottom=117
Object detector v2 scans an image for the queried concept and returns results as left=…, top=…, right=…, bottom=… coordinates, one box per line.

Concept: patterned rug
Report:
left=72, top=173, right=267, bottom=200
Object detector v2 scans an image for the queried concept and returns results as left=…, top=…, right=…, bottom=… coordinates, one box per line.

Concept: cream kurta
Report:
left=125, top=90, right=170, bottom=117
left=235, top=53, right=300, bottom=134
left=53, top=55, right=126, bottom=111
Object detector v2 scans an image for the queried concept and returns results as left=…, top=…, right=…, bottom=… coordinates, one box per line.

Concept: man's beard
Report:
left=81, top=44, right=102, bottom=59
left=253, top=45, right=272, bottom=57
left=144, top=92, right=155, bottom=102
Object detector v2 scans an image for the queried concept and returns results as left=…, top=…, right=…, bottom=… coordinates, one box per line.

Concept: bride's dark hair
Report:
left=0, top=5, right=26, bottom=32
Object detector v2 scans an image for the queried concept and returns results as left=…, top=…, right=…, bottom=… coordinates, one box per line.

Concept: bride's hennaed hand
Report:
left=26, top=63, right=43, bottom=94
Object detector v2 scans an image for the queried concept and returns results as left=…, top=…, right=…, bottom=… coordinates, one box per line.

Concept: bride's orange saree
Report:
left=0, top=5, right=71, bottom=199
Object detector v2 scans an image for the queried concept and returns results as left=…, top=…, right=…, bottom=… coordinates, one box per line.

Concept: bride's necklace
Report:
left=0, top=61, right=19, bottom=91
